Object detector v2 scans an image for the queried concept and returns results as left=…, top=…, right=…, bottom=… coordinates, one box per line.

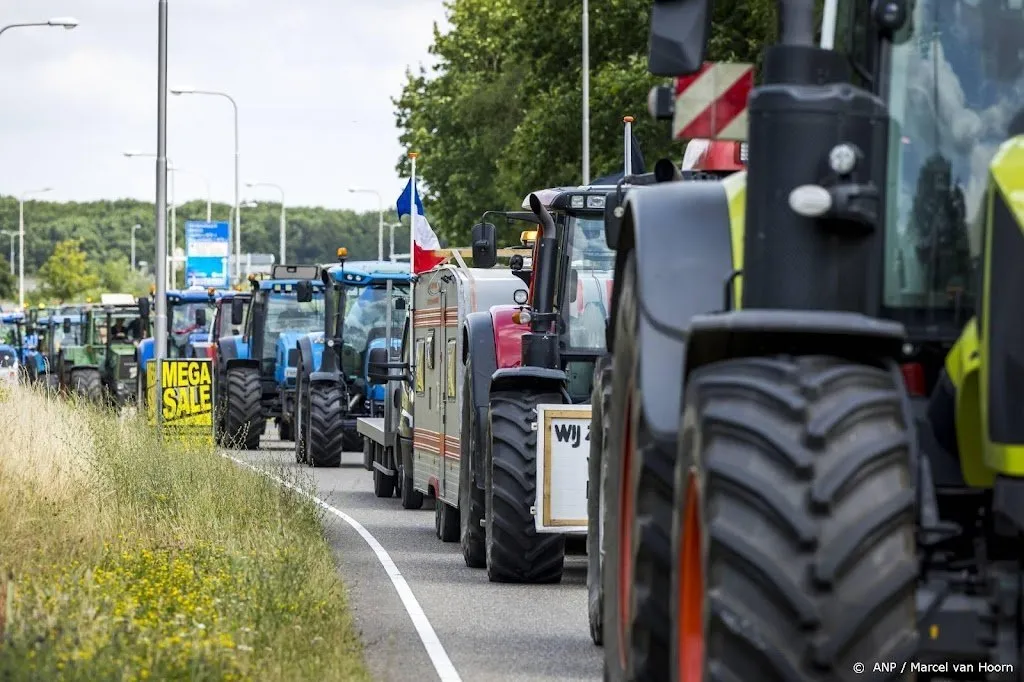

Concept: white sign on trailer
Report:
left=534, top=403, right=593, bottom=534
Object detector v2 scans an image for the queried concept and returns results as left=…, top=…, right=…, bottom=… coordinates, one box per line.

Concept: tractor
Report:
left=21, top=304, right=52, bottom=383
left=292, top=251, right=411, bottom=468
left=215, top=265, right=325, bottom=450
left=600, top=0, right=1024, bottom=680
left=207, top=289, right=251, bottom=366
left=41, top=312, right=84, bottom=390
left=56, top=294, right=146, bottom=405
left=136, top=286, right=220, bottom=407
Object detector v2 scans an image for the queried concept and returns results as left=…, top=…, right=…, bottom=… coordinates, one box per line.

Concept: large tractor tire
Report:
left=460, top=363, right=485, bottom=567
left=307, top=383, right=344, bottom=468
left=294, top=359, right=309, bottom=464
left=485, top=389, right=566, bottom=583
left=670, top=356, right=918, bottom=682
left=72, top=368, right=103, bottom=404
left=603, top=251, right=674, bottom=681
left=224, top=367, right=263, bottom=451
left=587, top=354, right=613, bottom=646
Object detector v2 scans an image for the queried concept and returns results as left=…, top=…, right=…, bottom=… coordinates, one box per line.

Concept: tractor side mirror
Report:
left=648, top=0, right=712, bottom=77
left=568, top=269, right=579, bottom=302
left=367, top=346, right=409, bottom=385
left=604, top=191, right=622, bottom=250
left=137, top=296, right=151, bottom=318
left=231, top=298, right=245, bottom=326
left=395, top=297, right=407, bottom=311
left=471, top=222, right=497, bottom=269
left=195, top=308, right=207, bottom=328
left=63, top=319, right=72, bottom=334
left=296, top=280, right=314, bottom=303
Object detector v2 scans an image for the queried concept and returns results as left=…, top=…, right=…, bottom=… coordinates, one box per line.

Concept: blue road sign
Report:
left=185, top=221, right=230, bottom=288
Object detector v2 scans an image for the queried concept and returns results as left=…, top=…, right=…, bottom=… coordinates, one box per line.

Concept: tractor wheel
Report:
left=459, top=362, right=485, bottom=567
left=588, top=354, right=613, bottom=647
left=436, top=497, right=459, bottom=542
left=294, top=359, right=308, bottom=464
left=485, top=389, right=566, bottom=584
left=603, top=250, right=673, bottom=681
left=307, top=383, right=344, bottom=468
left=670, top=356, right=919, bottom=682
left=373, top=448, right=396, bottom=497
left=72, top=369, right=103, bottom=404
left=224, top=367, right=263, bottom=451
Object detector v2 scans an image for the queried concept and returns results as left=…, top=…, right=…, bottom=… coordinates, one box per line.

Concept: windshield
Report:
left=880, top=0, right=1024, bottom=329
left=340, top=284, right=410, bottom=369
left=99, top=313, right=142, bottom=344
left=564, top=215, right=613, bottom=350
left=0, top=349, right=15, bottom=367
left=53, top=323, right=83, bottom=350
left=263, top=291, right=325, bottom=358
left=169, top=301, right=215, bottom=356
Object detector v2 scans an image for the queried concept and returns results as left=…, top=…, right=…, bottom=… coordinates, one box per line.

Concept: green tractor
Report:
left=56, top=294, right=147, bottom=405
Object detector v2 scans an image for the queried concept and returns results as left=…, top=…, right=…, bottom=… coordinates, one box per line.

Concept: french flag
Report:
left=396, top=178, right=446, bottom=274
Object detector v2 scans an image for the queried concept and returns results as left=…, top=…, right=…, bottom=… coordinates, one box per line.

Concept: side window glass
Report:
left=415, top=338, right=425, bottom=394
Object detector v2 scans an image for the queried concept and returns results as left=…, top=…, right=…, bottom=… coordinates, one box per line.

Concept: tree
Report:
left=393, top=0, right=778, bottom=247
left=0, top=256, right=14, bottom=301
left=36, top=239, right=101, bottom=302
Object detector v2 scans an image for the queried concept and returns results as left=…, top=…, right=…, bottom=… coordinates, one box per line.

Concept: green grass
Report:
left=0, top=382, right=369, bottom=681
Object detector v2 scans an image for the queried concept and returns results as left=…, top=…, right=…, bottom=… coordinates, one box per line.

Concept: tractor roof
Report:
left=260, top=280, right=325, bottom=293
left=328, top=260, right=412, bottom=285
left=166, top=286, right=220, bottom=303
left=1, top=313, right=24, bottom=323
left=218, top=289, right=250, bottom=301
left=521, top=186, right=616, bottom=212
left=100, top=293, right=136, bottom=306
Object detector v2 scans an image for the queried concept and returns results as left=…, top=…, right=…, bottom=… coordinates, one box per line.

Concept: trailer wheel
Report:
left=603, top=250, right=672, bottom=681
left=72, top=368, right=103, bottom=404
left=460, top=363, right=485, bottom=567
left=400, top=456, right=424, bottom=509
left=373, top=448, right=395, bottom=497
left=362, top=439, right=373, bottom=471
left=307, top=383, right=344, bottom=467
left=224, top=366, right=262, bottom=451
left=588, top=354, right=613, bottom=646
left=670, top=356, right=919, bottom=682
left=294, top=359, right=308, bottom=464
left=436, top=497, right=459, bottom=542
left=485, top=389, right=566, bottom=583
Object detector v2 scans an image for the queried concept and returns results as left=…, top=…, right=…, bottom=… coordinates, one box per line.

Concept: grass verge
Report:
left=0, top=382, right=369, bottom=681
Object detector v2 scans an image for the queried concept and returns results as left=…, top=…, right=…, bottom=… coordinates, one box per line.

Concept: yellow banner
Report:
left=146, top=359, right=214, bottom=444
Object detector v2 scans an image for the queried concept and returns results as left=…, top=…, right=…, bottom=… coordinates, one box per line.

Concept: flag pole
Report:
left=409, top=151, right=418, bottom=274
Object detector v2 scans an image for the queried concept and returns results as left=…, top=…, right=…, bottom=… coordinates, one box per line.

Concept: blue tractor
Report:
left=136, top=286, right=221, bottom=406
left=215, top=265, right=326, bottom=450
left=292, top=252, right=411, bottom=467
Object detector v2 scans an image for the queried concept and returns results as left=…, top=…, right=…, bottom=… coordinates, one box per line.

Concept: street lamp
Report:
left=131, top=224, right=142, bottom=271
left=0, top=231, right=14, bottom=273
left=347, top=188, right=384, bottom=261
left=0, top=16, right=79, bottom=38
left=18, top=188, right=52, bottom=308
left=385, top=222, right=402, bottom=262
left=246, top=181, right=285, bottom=264
left=582, top=0, right=590, bottom=184
left=171, top=87, right=240, bottom=282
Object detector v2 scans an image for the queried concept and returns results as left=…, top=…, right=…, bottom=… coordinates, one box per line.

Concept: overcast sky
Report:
left=0, top=0, right=449, bottom=213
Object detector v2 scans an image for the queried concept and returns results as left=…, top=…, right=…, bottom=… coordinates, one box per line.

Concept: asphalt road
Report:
left=239, top=431, right=602, bottom=682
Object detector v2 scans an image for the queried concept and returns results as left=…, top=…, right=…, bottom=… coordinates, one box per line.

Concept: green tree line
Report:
left=393, top=0, right=780, bottom=245
left=0, top=196, right=410, bottom=297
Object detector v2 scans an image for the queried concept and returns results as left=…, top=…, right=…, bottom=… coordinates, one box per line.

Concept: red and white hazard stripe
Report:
left=672, top=62, right=753, bottom=142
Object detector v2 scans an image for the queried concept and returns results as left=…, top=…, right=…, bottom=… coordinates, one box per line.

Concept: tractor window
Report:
left=876, top=0, right=1024, bottom=331
left=339, top=283, right=409, bottom=364
left=564, top=214, right=613, bottom=351
left=263, top=291, right=325, bottom=359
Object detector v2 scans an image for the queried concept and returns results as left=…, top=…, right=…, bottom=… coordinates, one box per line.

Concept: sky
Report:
left=0, top=0, right=450, bottom=213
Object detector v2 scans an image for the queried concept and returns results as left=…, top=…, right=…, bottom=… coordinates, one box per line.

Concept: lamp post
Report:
left=347, top=188, right=384, bottom=261
left=0, top=16, right=78, bottom=38
left=582, top=0, right=590, bottom=184
left=385, top=222, right=402, bottom=261
left=171, top=87, right=240, bottom=282
left=0, top=231, right=14, bottom=273
left=131, top=224, right=142, bottom=271
left=18, top=188, right=52, bottom=309
left=246, top=181, right=285, bottom=263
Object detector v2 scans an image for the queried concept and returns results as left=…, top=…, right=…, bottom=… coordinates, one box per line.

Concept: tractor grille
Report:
left=118, top=355, right=137, bottom=380
left=287, top=348, right=299, bottom=367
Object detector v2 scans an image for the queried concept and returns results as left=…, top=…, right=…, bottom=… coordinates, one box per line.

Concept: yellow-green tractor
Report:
left=599, top=0, right=1024, bottom=680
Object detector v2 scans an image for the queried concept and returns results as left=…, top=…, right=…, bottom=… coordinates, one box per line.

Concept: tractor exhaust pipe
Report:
left=623, top=116, right=634, bottom=177
left=763, top=0, right=850, bottom=85
left=775, top=0, right=817, bottom=47
left=526, top=193, right=558, bottom=326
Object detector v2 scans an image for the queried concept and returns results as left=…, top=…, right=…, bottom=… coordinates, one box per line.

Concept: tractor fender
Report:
left=69, top=363, right=100, bottom=376
left=490, top=366, right=566, bottom=396
left=219, top=335, right=244, bottom=362
left=296, top=335, right=315, bottom=379
left=488, top=305, right=529, bottom=369
left=137, top=337, right=155, bottom=376
left=464, top=312, right=500, bottom=488
left=225, top=358, right=260, bottom=372
left=613, top=180, right=737, bottom=438
left=309, top=370, right=343, bottom=386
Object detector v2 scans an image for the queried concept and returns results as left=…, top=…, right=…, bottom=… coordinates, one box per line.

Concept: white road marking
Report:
left=223, top=453, right=463, bottom=682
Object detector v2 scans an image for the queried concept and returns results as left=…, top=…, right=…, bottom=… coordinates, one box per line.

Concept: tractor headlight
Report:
left=128, top=366, right=138, bottom=379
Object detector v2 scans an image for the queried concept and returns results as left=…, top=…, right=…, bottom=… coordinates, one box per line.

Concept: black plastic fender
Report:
left=611, top=180, right=735, bottom=440
left=464, top=312, right=499, bottom=489
left=219, top=340, right=239, bottom=362
left=684, top=310, right=908, bottom=376
left=309, top=370, right=343, bottom=386
left=490, top=367, right=566, bottom=394
left=225, top=358, right=260, bottom=372
left=296, top=336, right=314, bottom=381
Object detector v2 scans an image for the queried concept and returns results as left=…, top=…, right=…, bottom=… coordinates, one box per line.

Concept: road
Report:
left=239, top=432, right=602, bottom=682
